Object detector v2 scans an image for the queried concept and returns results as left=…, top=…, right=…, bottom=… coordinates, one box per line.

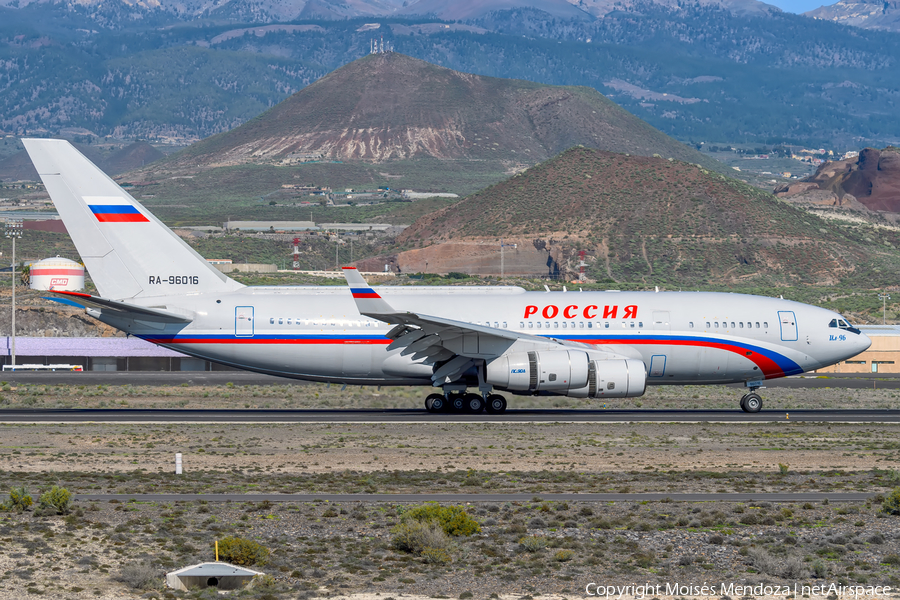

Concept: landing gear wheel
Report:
left=741, top=393, right=762, bottom=413
left=485, top=394, right=507, bottom=415
left=426, top=393, right=446, bottom=413
left=464, top=393, right=485, bottom=414
left=450, top=393, right=467, bottom=412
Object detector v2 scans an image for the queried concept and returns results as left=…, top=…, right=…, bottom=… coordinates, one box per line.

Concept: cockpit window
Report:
left=830, top=317, right=861, bottom=334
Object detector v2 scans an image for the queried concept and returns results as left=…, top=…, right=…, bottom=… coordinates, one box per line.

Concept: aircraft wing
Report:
left=44, top=290, right=193, bottom=325
left=342, top=268, right=626, bottom=385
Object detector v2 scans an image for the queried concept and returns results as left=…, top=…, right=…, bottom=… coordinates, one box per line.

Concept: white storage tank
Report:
left=29, top=257, right=85, bottom=291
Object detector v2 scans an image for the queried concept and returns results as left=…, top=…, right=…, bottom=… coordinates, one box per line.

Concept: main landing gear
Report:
left=424, top=392, right=507, bottom=414
left=739, top=390, right=763, bottom=413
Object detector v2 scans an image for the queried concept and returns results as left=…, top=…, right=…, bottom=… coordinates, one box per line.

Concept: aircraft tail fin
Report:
left=22, top=139, right=243, bottom=300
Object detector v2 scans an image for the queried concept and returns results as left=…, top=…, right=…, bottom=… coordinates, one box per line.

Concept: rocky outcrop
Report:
left=805, top=0, right=900, bottom=32
left=791, top=147, right=900, bottom=213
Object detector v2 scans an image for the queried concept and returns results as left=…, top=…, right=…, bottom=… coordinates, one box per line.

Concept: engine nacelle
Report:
left=568, top=358, right=647, bottom=398
left=486, top=350, right=590, bottom=392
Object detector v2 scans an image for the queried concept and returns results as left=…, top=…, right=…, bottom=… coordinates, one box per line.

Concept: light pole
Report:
left=879, top=292, right=891, bottom=325
left=5, top=219, right=22, bottom=369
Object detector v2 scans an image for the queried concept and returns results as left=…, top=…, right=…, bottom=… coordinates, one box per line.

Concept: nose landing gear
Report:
left=739, top=380, right=764, bottom=413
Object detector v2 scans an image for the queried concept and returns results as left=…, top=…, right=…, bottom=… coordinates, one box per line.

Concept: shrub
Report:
left=884, top=554, right=900, bottom=566
left=38, top=486, right=71, bottom=515
left=553, top=549, right=574, bottom=562
left=421, top=547, right=452, bottom=564
left=403, top=504, right=480, bottom=536
left=778, top=463, right=790, bottom=475
left=114, top=561, right=157, bottom=590
left=2, top=487, right=33, bottom=512
left=218, top=536, right=270, bottom=566
left=392, top=520, right=449, bottom=555
left=882, top=488, right=900, bottom=515
left=519, top=535, right=549, bottom=552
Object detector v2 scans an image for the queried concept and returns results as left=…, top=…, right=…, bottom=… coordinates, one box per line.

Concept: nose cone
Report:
left=857, top=331, right=873, bottom=354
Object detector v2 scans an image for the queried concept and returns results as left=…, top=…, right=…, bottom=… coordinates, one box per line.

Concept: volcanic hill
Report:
left=782, top=147, right=900, bottom=213
left=355, top=147, right=900, bottom=285
left=168, top=53, right=719, bottom=172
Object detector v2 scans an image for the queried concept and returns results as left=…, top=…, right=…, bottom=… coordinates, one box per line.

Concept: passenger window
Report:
left=269, top=317, right=275, bottom=324
left=715, top=322, right=719, bottom=328
left=739, top=322, right=743, bottom=328
left=731, top=322, right=735, bottom=328
left=638, top=322, right=643, bottom=328
left=755, top=322, right=760, bottom=328
left=529, top=322, right=534, bottom=328
left=689, top=321, right=694, bottom=328
left=706, top=322, right=710, bottom=328
left=630, top=322, right=635, bottom=328
left=580, top=322, right=584, bottom=328
left=764, top=322, right=768, bottom=328
left=588, top=322, right=593, bottom=328
left=502, top=322, right=507, bottom=328
left=605, top=322, right=610, bottom=329
left=537, top=322, right=541, bottom=328
left=562, top=322, right=567, bottom=329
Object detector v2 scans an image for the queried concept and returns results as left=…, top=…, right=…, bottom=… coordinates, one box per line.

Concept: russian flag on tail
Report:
left=350, top=287, right=381, bottom=299
left=84, top=196, right=150, bottom=223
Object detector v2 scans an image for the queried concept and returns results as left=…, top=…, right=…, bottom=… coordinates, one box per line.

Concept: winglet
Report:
left=342, top=267, right=395, bottom=315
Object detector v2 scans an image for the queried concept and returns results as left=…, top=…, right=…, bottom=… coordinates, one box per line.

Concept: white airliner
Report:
left=22, top=139, right=871, bottom=414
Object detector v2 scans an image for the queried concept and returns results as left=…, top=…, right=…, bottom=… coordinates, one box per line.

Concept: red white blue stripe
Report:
left=84, top=196, right=149, bottom=223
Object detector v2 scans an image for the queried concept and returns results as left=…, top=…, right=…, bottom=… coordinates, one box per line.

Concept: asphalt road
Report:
left=2, top=408, right=899, bottom=423
left=2, top=371, right=900, bottom=389
left=71, top=492, right=877, bottom=503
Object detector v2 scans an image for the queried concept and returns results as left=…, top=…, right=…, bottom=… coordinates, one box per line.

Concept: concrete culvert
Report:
left=166, top=562, right=262, bottom=591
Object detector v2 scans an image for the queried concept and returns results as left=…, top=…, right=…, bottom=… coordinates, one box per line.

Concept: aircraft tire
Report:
left=739, top=396, right=748, bottom=412
left=743, top=393, right=763, bottom=413
left=450, top=393, right=467, bottom=412
left=426, top=393, right=445, bottom=413
left=464, top=393, right=485, bottom=414
left=485, top=394, right=507, bottom=414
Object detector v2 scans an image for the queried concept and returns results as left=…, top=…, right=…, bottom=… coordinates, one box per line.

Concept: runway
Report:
left=71, top=492, right=877, bottom=503
left=3, top=371, right=900, bottom=389
left=3, top=408, right=899, bottom=423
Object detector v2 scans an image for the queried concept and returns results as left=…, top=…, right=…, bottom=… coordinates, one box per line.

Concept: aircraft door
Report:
left=652, top=311, right=670, bottom=330
left=649, top=355, right=666, bottom=377
left=235, top=306, right=254, bottom=338
left=778, top=311, right=798, bottom=341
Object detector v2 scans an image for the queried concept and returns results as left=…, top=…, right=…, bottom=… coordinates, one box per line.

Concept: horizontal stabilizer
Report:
left=47, top=291, right=193, bottom=324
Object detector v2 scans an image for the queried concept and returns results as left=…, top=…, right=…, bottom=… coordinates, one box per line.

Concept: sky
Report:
left=763, top=0, right=834, bottom=13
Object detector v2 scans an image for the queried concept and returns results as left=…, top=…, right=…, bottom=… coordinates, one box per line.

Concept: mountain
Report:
left=0, top=141, right=163, bottom=181
left=167, top=53, right=720, bottom=170
left=805, top=0, right=900, bottom=32
left=353, top=146, right=900, bottom=285
left=4, top=4, right=900, bottom=146
left=398, top=0, right=591, bottom=20
left=787, top=147, right=900, bottom=212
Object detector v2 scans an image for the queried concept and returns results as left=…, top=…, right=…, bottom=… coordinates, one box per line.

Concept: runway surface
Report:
left=2, top=408, right=899, bottom=422
left=71, top=492, right=876, bottom=503
left=3, top=371, right=900, bottom=389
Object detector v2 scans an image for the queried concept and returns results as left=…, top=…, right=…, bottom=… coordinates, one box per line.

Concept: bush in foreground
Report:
left=114, top=561, right=158, bottom=590
left=37, top=486, right=71, bottom=515
left=883, top=488, right=900, bottom=515
left=1, top=487, right=33, bottom=512
left=402, top=503, right=480, bottom=536
left=392, top=520, right=450, bottom=554
left=218, top=536, right=270, bottom=566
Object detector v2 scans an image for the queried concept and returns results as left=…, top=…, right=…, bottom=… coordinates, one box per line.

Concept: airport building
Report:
left=0, top=337, right=235, bottom=371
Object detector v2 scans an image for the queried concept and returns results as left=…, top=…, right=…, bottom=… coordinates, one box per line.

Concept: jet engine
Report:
left=567, top=358, right=647, bottom=398
left=485, top=350, right=646, bottom=398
